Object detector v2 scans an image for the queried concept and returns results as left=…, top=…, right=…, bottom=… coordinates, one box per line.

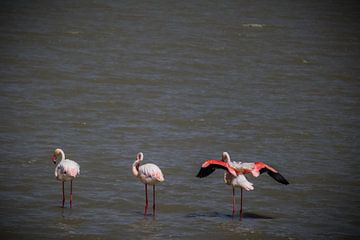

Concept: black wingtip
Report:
left=196, top=167, right=215, bottom=178
left=267, top=171, right=289, bottom=185
left=196, top=169, right=202, bottom=178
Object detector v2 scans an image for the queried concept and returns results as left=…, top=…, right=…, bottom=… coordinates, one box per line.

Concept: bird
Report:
left=132, top=152, right=164, bottom=216
left=196, top=152, right=289, bottom=219
left=51, top=148, right=80, bottom=208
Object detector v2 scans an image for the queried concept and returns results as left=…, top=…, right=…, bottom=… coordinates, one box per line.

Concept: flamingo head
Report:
left=221, top=152, right=231, bottom=163
left=52, top=148, right=62, bottom=164
left=136, top=152, right=144, bottom=162
left=132, top=152, right=144, bottom=177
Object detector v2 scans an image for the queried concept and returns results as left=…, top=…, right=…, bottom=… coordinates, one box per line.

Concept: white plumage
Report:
left=224, top=172, right=254, bottom=191
left=223, top=153, right=254, bottom=191
left=55, top=159, right=80, bottom=181
left=138, top=163, right=165, bottom=185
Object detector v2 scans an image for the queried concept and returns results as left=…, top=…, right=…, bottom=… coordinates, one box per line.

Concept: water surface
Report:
left=0, top=1, right=359, bottom=239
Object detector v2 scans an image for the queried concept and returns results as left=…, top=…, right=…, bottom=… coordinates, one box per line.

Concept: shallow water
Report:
left=1, top=1, right=359, bottom=239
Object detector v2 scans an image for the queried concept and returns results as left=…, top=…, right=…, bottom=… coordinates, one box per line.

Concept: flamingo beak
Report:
left=52, top=155, right=57, bottom=164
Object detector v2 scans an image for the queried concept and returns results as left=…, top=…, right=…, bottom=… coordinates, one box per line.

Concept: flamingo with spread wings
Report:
left=196, top=152, right=289, bottom=219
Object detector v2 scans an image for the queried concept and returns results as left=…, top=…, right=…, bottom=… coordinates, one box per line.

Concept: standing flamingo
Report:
left=51, top=148, right=80, bottom=208
left=132, top=152, right=164, bottom=216
left=196, top=152, right=289, bottom=219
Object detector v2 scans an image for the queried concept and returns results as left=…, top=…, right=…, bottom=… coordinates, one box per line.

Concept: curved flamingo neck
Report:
left=55, top=148, right=66, bottom=161
left=132, top=152, right=144, bottom=177
left=132, top=159, right=141, bottom=177
left=59, top=149, right=65, bottom=161
left=222, top=152, right=231, bottom=163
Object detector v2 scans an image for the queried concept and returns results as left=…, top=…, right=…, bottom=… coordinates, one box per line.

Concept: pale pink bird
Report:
left=132, top=152, right=164, bottom=216
left=51, top=148, right=80, bottom=208
left=197, top=152, right=289, bottom=219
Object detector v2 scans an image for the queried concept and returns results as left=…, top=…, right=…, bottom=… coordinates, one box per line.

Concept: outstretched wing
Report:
left=196, top=160, right=237, bottom=178
left=257, top=162, right=289, bottom=185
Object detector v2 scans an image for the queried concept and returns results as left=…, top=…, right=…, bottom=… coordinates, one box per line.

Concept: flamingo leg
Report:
left=240, top=188, right=243, bottom=220
left=62, top=181, right=65, bottom=208
left=153, top=185, right=156, bottom=216
left=70, top=180, right=73, bottom=208
left=232, top=187, right=236, bottom=217
left=144, top=184, right=148, bottom=216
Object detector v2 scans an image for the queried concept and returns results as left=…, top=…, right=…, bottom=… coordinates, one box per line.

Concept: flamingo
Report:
left=51, top=148, right=80, bottom=208
left=196, top=152, right=289, bottom=219
left=132, top=152, right=164, bottom=216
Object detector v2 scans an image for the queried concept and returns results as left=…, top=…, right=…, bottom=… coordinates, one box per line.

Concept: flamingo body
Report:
left=224, top=173, right=254, bottom=191
left=55, top=159, right=80, bottom=181
left=138, top=163, right=164, bottom=185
